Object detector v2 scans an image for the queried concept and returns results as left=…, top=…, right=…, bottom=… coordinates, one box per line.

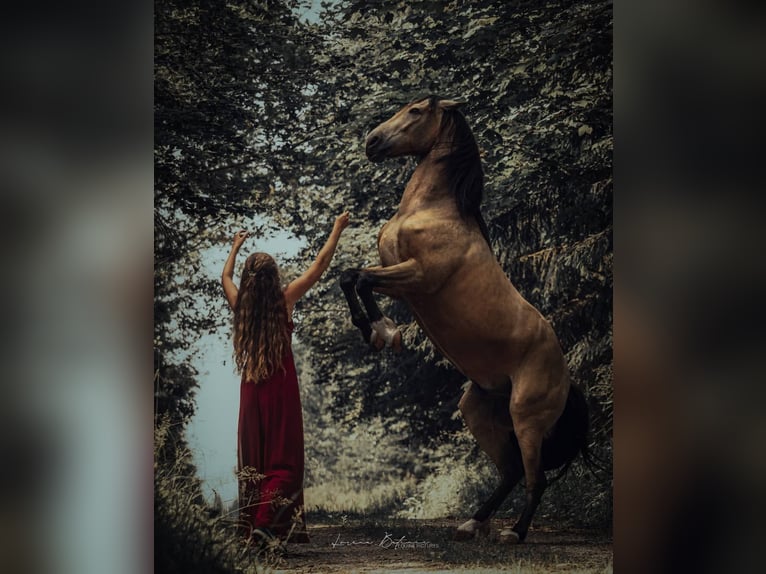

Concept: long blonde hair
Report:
left=233, top=253, right=291, bottom=383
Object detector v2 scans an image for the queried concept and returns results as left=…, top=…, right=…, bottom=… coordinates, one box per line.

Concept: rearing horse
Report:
left=340, top=95, right=588, bottom=543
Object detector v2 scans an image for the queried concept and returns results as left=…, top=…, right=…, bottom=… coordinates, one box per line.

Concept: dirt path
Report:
left=267, top=518, right=612, bottom=573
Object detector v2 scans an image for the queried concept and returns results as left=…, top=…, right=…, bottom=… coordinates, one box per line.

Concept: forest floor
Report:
left=261, top=517, right=612, bottom=573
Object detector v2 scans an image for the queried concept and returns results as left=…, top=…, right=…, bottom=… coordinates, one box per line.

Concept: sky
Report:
left=298, top=0, right=325, bottom=24
left=187, top=222, right=306, bottom=504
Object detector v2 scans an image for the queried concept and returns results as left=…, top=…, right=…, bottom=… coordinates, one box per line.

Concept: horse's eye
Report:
left=409, top=108, right=422, bottom=116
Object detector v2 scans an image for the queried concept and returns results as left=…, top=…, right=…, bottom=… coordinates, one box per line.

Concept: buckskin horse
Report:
left=340, top=95, right=590, bottom=543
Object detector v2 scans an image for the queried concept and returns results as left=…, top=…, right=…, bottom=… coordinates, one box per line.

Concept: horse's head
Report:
left=365, top=96, right=464, bottom=162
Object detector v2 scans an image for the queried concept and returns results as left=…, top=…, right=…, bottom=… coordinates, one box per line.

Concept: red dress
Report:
left=237, top=321, right=310, bottom=542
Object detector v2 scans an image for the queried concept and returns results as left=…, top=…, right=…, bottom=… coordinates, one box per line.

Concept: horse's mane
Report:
left=418, top=95, right=491, bottom=246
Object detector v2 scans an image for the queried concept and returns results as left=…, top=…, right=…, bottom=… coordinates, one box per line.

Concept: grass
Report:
left=155, top=415, right=289, bottom=574
left=305, top=475, right=419, bottom=515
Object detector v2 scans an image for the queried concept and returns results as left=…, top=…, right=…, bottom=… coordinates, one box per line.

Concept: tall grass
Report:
left=155, top=415, right=282, bottom=574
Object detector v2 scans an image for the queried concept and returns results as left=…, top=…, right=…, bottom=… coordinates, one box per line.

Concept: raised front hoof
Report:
left=453, top=519, right=490, bottom=541
left=370, top=317, right=402, bottom=352
left=369, top=331, right=386, bottom=351
left=391, top=329, right=403, bottom=353
left=498, top=528, right=521, bottom=544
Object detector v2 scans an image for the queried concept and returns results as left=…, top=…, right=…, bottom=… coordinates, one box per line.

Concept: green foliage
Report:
left=399, top=429, right=498, bottom=520
left=155, top=0, right=320, bottom=228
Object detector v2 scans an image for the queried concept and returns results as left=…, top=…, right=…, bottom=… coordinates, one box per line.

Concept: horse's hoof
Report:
left=369, top=331, right=385, bottom=351
left=371, top=317, right=400, bottom=351
left=498, top=528, right=521, bottom=544
left=391, top=330, right=403, bottom=353
left=453, top=518, right=490, bottom=541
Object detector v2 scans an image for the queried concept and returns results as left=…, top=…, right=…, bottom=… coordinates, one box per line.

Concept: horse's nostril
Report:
left=367, top=135, right=380, bottom=149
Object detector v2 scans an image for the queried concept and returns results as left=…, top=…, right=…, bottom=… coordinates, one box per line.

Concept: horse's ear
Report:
left=438, top=99, right=466, bottom=111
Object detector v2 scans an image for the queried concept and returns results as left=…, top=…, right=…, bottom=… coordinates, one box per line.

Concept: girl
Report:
left=221, top=211, right=350, bottom=545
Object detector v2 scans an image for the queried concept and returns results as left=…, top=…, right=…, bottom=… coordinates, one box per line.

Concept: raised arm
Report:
left=221, top=230, right=249, bottom=311
left=283, top=212, right=350, bottom=311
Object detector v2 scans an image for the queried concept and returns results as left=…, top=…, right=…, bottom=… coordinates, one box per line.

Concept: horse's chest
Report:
left=378, top=214, right=446, bottom=267
left=377, top=220, right=405, bottom=266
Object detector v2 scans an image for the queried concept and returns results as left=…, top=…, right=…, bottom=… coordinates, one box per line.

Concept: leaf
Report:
left=463, top=16, right=499, bottom=39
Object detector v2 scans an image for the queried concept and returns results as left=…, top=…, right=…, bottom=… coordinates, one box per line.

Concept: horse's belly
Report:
left=442, top=338, right=518, bottom=382
left=407, top=295, right=528, bottom=386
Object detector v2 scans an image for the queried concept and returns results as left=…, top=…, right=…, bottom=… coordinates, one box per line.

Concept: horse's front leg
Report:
left=339, top=269, right=375, bottom=347
left=356, top=259, right=423, bottom=352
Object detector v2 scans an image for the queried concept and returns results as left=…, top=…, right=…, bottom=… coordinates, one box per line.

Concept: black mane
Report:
left=417, top=95, right=491, bottom=246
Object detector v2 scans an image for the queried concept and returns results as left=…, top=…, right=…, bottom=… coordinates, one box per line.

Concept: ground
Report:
left=261, top=517, right=612, bottom=573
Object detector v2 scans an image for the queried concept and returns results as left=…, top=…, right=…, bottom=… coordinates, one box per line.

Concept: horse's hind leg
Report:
left=472, top=460, right=523, bottom=524
left=339, top=269, right=376, bottom=347
left=501, top=442, right=547, bottom=544
left=503, top=390, right=559, bottom=542
left=455, top=382, right=521, bottom=541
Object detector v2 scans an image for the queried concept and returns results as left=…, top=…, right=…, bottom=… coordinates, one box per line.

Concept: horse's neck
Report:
left=398, top=154, right=453, bottom=215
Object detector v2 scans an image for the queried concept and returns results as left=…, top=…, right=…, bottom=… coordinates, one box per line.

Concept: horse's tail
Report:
left=544, top=383, right=610, bottom=485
